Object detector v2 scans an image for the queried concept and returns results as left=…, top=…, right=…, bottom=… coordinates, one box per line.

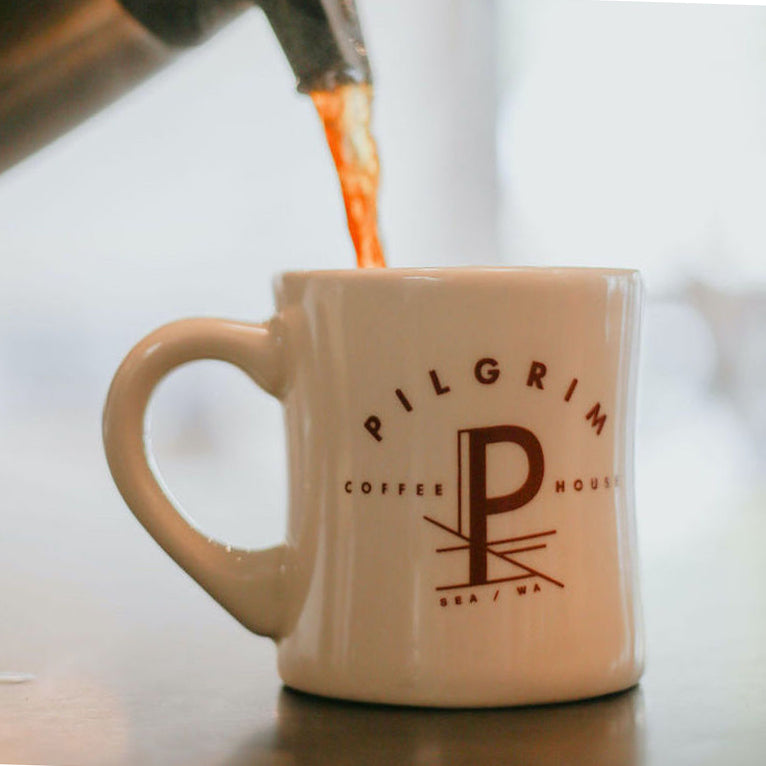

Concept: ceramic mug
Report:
left=103, top=267, right=644, bottom=707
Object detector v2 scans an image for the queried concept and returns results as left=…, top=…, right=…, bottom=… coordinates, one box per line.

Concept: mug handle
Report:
left=102, top=318, right=287, bottom=639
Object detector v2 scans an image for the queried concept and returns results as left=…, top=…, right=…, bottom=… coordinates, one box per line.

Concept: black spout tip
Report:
left=260, top=0, right=372, bottom=92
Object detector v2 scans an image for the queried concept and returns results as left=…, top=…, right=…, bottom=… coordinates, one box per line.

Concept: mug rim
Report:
left=276, top=265, right=640, bottom=282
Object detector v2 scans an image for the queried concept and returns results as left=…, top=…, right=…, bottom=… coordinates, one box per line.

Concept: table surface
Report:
left=2, top=422, right=765, bottom=766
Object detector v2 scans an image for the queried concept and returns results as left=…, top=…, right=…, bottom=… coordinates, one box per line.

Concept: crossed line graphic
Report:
left=423, top=515, right=565, bottom=591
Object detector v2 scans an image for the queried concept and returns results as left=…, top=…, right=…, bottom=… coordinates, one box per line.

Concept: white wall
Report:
left=498, top=0, right=766, bottom=292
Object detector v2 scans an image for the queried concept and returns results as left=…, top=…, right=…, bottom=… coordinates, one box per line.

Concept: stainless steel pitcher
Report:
left=0, top=0, right=371, bottom=173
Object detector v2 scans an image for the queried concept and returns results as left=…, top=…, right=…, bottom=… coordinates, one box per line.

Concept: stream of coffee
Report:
left=311, top=84, right=386, bottom=269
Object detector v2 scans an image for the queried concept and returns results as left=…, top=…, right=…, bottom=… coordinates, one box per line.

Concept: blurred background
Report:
left=1, top=0, right=764, bottom=684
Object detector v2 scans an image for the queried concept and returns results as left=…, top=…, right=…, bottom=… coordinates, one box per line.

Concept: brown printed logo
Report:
left=350, top=358, right=618, bottom=606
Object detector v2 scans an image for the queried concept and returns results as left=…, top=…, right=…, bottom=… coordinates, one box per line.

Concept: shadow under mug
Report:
left=225, top=685, right=645, bottom=766
left=103, top=267, right=644, bottom=707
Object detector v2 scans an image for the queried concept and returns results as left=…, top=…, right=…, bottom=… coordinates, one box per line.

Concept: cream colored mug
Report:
left=103, top=267, right=644, bottom=707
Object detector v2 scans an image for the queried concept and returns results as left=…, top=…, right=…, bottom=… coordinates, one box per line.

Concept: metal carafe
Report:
left=0, top=0, right=371, bottom=173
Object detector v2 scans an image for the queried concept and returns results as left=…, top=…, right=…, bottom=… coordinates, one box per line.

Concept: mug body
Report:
left=274, top=267, right=643, bottom=707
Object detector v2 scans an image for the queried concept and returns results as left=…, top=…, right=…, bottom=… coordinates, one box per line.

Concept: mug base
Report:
left=278, top=666, right=644, bottom=709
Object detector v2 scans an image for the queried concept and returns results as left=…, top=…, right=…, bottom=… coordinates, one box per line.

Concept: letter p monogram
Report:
left=458, top=426, right=544, bottom=585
